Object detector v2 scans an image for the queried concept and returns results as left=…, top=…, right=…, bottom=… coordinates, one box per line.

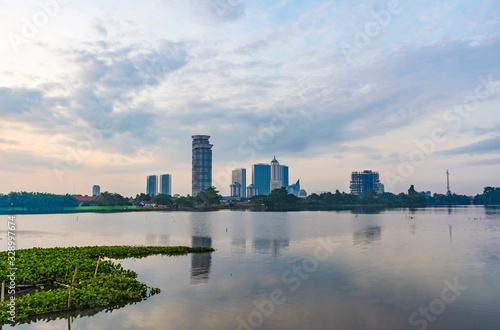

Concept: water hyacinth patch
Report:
left=0, top=245, right=214, bottom=324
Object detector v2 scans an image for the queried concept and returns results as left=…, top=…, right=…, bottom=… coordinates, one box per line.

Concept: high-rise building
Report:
left=287, top=179, right=300, bottom=196
left=270, top=156, right=282, bottom=192
left=246, top=184, right=258, bottom=198
left=231, top=168, right=246, bottom=198
left=159, top=174, right=172, bottom=196
left=192, top=135, right=213, bottom=196
left=350, top=170, right=382, bottom=197
left=92, top=185, right=100, bottom=197
left=230, top=182, right=242, bottom=198
left=281, top=165, right=289, bottom=189
left=147, top=175, right=158, bottom=196
left=252, top=163, right=271, bottom=196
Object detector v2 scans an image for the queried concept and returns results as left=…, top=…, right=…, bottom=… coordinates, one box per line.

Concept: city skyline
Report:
left=1, top=1, right=499, bottom=197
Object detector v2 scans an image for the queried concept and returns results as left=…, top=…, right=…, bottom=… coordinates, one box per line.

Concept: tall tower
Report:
left=280, top=165, right=289, bottom=188
left=159, top=174, right=172, bottom=196
left=270, top=156, right=282, bottom=192
left=446, top=169, right=451, bottom=195
left=147, top=175, right=158, bottom=196
left=192, top=135, right=213, bottom=196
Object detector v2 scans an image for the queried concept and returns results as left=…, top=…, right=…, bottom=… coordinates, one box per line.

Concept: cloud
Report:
left=0, top=88, right=43, bottom=115
left=442, top=136, right=500, bottom=156
left=464, top=158, right=500, bottom=166
left=0, top=138, right=18, bottom=145
left=192, top=0, right=246, bottom=24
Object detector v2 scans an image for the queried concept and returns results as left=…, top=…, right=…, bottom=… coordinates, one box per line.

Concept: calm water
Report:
left=2, top=207, right=500, bottom=330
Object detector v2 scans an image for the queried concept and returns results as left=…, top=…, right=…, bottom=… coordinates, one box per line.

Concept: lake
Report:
left=2, top=207, right=500, bottom=329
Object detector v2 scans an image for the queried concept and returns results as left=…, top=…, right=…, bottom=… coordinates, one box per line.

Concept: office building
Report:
left=92, top=185, right=100, bottom=197
left=159, top=174, right=172, bottom=196
left=246, top=184, right=258, bottom=198
left=252, top=163, right=271, bottom=196
left=350, top=170, right=382, bottom=197
left=287, top=179, right=300, bottom=196
left=230, top=182, right=242, bottom=198
left=147, top=175, right=158, bottom=196
left=281, top=165, right=289, bottom=189
left=298, top=189, right=307, bottom=197
left=270, top=156, right=282, bottom=192
left=192, top=135, right=213, bottom=196
left=231, top=168, right=246, bottom=198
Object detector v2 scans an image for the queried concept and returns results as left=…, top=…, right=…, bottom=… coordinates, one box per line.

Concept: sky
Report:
left=1, top=0, right=499, bottom=197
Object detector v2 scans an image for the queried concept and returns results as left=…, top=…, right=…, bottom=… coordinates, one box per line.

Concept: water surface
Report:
left=2, top=207, right=500, bottom=329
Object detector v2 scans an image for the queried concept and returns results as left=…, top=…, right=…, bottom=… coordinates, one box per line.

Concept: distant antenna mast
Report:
left=446, top=169, right=451, bottom=195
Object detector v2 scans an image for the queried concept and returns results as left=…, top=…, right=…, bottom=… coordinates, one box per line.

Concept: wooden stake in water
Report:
left=67, top=266, right=78, bottom=309
left=94, top=256, right=101, bottom=277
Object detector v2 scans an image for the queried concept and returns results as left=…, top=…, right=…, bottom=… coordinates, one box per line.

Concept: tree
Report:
left=474, top=187, right=500, bottom=205
left=97, top=192, right=130, bottom=206
left=134, top=193, right=151, bottom=203
left=250, top=195, right=266, bottom=205
left=407, top=185, right=426, bottom=206
left=265, top=187, right=299, bottom=209
left=196, top=186, right=221, bottom=206
left=153, top=194, right=173, bottom=206
left=175, top=196, right=194, bottom=208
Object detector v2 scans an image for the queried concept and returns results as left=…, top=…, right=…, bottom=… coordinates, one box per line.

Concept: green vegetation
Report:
left=153, top=194, right=173, bottom=206
left=474, top=187, right=500, bottom=205
left=95, top=192, right=130, bottom=206
left=0, top=245, right=215, bottom=325
left=0, top=192, right=77, bottom=212
left=2, top=186, right=497, bottom=215
left=64, top=205, right=137, bottom=211
left=196, top=186, right=221, bottom=206
left=251, top=186, right=429, bottom=210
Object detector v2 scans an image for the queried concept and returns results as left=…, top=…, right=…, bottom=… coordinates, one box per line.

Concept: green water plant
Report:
left=0, top=245, right=214, bottom=324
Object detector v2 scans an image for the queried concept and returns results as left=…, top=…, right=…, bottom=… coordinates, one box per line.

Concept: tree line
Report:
left=248, top=185, right=500, bottom=210
left=1, top=186, right=497, bottom=212
left=0, top=192, right=78, bottom=211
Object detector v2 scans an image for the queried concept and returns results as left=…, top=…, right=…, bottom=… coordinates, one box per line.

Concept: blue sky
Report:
left=1, top=0, right=499, bottom=197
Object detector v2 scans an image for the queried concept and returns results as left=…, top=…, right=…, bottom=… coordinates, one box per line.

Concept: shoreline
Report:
left=0, top=204, right=496, bottom=215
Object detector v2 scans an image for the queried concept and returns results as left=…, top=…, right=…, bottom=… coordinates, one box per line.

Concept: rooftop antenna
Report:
left=446, top=169, right=451, bottom=195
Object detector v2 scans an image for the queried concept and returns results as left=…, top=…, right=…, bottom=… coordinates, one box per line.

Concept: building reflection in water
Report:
left=353, top=226, right=381, bottom=245
left=410, top=225, right=416, bottom=236
left=253, top=239, right=289, bottom=258
left=190, top=236, right=212, bottom=284
left=145, top=233, right=170, bottom=246
left=231, top=238, right=246, bottom=254
left=251, top=213, right=290, bottom=257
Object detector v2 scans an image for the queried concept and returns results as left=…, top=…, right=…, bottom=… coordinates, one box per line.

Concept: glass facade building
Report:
left=147, top=175, right=158, bottom=196
left=159, top=174, right=172, bottom=196
left=281, top=165, right=289, bottom=189
left=252, top=163, right=271, bottom=196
